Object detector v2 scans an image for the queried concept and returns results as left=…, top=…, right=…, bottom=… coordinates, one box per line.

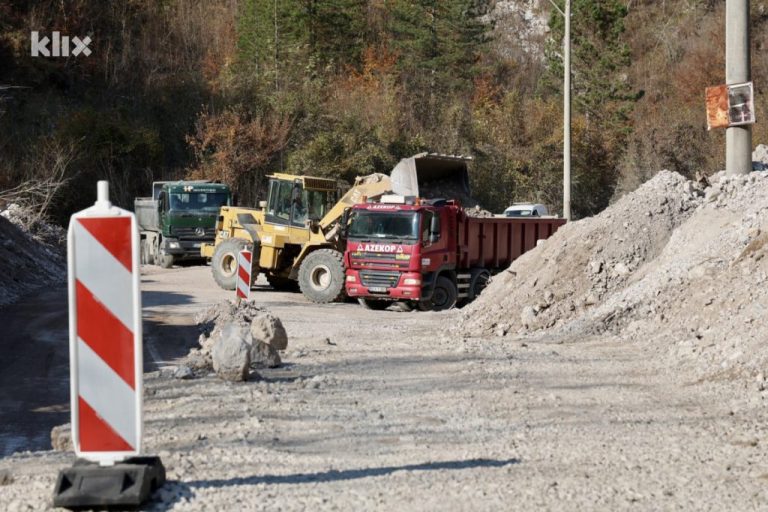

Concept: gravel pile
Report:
left=455, top=171, right=702, bottom=336
left=455, top=169, right=768, bottom=382
left=0, top=204, right=65, bottom=307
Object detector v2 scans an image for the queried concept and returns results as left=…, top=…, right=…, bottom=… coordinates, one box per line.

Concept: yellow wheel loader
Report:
left=201, top=153, right=471, bottom=303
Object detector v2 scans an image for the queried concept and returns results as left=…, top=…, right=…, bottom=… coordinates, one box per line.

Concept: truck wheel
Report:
left=298, top=249, right=346, bottom=303
left=469, top=270, right=491, bottom=300
left=158, top=250, right=175, bottom=269
left=267, top=275, right=299, bottom=292
left=418, top=276, right=457, bottom=312
left=211, top=238, right=248, bottom=290
left=358, top=298, right=391, bottom=310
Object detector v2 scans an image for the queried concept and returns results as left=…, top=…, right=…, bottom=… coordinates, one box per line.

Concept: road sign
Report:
left=237, top=249, right=253, bottom=300
left=706, top=81, right=755, bottom=130
left=67, top=181, right=142, bottom=464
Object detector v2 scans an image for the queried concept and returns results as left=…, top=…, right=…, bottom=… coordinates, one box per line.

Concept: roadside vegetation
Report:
left=0, top=0, right=767, bottom=224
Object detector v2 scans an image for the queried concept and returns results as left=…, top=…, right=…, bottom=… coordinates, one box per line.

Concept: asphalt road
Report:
left=0, top=264, right=217, bottom=457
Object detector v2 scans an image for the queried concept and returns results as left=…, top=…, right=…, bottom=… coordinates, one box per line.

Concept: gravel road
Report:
left=1, top=265, right=766, bottom=511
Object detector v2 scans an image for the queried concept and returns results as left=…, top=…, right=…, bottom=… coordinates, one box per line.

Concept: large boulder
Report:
left=250, top=311, right=288, bottom=350
left=212, top=322, right=251, bottom=382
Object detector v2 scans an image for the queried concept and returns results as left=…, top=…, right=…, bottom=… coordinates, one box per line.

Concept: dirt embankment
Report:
left=0, top=205, right=65, bottom=307
left=456, top=169, right=768, bottom=382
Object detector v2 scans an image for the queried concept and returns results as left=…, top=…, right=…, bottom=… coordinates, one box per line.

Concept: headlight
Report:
left=403, top=277, right=421, bottom=286
left=346, top=275, right=357, bottom=282
left=169, top=242, right=180, bottom=249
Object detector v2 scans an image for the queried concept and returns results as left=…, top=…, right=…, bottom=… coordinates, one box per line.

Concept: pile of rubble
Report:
left=179, top=300, right=288, bottom=382
left=419, top=178, right=494, bottom=217
left=0, top=204, right=66, bottom=307
left=455, top=167, right=768, bottom=382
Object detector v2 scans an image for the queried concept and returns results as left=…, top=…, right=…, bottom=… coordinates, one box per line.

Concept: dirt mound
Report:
left=455, top=169, right=768, bottom=382
left=0, top=204, right=66, bottom=307
left=455, top=171, right=703, bottom=336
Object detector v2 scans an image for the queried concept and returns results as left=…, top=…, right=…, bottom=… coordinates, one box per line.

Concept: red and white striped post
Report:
left=236, top=249, right=253, bottom=301
left=54, top=181, right=164, bottom=509
left=67, top=181, right=142, bottom=464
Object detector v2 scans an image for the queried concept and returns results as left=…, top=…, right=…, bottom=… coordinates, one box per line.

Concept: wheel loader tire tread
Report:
left=298, top=248, right=346, bottom=303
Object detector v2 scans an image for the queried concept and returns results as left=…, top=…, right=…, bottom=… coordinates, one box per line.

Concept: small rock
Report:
left=614, top=262, right=630, bottom=275
left=544, top=291, right=555, bottom=304
left=520, top=306, right=537, bottom=328
left=584, top=294, right=598, bottom=306
left=0, top=469, right=13, bottom=485
left=212, top=322, right=251, bottom=382
left=173, top=365, right=194, bottom=380
left=51, top=423, right=72, bottom=452
left=588, top=260, right=603, bottom=274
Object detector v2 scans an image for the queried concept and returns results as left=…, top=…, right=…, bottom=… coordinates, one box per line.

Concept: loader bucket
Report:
left=390, top=153, right=472, bottom=199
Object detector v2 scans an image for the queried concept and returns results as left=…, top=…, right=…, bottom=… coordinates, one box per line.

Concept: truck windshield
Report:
left=169, top=192, right=229, bottom=212
left=347, top=210, right=420, bottom=241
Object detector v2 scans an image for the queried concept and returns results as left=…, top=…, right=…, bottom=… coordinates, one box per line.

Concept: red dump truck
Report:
left=344, top=198, right=566, bottom=311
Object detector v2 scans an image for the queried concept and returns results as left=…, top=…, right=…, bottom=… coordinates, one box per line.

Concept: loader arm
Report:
left=318, top=173, right=393, bottom=231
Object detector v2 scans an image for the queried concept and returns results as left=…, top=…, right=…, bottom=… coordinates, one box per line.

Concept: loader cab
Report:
left=264, top=174, right=338, bottom=228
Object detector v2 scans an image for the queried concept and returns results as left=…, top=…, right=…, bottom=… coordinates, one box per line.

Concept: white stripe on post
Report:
left=237, top=250, right=252, bottom=300
left=72, top=221, right=135, bottom=330
left=77, top=338, right=138, bottom=448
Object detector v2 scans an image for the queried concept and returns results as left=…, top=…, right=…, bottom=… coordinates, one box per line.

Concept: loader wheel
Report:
left=298, top=249, right=346, bottom=303
left=267, top=275, right=299, bottom=292
left=358, top=298, right=391, bottom=310
left=418, top=276, right=457, bottom=312
left=211, top=238, right=248, bottom=290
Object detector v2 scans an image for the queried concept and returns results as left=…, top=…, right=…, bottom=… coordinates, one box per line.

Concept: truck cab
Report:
left=135, top=181, right=231, bottom=268
left=344, top=199, right=458, bottom=311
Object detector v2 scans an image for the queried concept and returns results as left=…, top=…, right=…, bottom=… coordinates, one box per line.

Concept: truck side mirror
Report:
left=258, top=200, right=267, bottom=209
left=429, top=215, right=441, bottom=243
left=157, top=191, right=166, bottom=212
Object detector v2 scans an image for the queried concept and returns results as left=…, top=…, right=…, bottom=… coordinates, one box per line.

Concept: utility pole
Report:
left=563, top=0, right=572, bottom=220
left=547, top=0, right=572, bottom=220
left=726, top=0, right=752, bottom=175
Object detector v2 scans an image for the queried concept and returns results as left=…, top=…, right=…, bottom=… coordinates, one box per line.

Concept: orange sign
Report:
left=705, top=85, right=729, bottom=130
left=706, top=82, right=755, bottom=130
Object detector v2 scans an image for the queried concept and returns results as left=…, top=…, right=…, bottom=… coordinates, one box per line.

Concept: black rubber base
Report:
left=53, top=456, right=166, bottom=510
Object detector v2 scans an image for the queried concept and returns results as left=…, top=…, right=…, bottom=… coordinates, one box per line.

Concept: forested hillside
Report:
left=1, top=0, right=767, bottom=224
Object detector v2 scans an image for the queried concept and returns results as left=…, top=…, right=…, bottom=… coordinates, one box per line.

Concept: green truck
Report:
left=134, top=181, right=232, bottom=268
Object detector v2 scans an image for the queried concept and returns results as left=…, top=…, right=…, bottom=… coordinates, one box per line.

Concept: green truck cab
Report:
left=135, top=181, right=232, bottom=268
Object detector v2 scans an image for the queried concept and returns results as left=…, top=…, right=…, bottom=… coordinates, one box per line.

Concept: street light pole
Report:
left=563, top=0, right=572, bottom=220
left=725, top=0, right=752, bottom=175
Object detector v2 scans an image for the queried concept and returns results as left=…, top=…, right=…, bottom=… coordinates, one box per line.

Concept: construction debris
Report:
left=182, top=300, right=289, bottom=379
left=0, top=204, right=65, bottom=307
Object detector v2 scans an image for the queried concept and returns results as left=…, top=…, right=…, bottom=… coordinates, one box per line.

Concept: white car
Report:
left=503, top=203, right=549, bottom=217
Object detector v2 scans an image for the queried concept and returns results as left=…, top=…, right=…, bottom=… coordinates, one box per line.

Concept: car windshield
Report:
left=506, top=209, right=534, bottom=217
left=347, top=211, right=420, bottom=241
left=169, top=192, right=229, bottom=212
